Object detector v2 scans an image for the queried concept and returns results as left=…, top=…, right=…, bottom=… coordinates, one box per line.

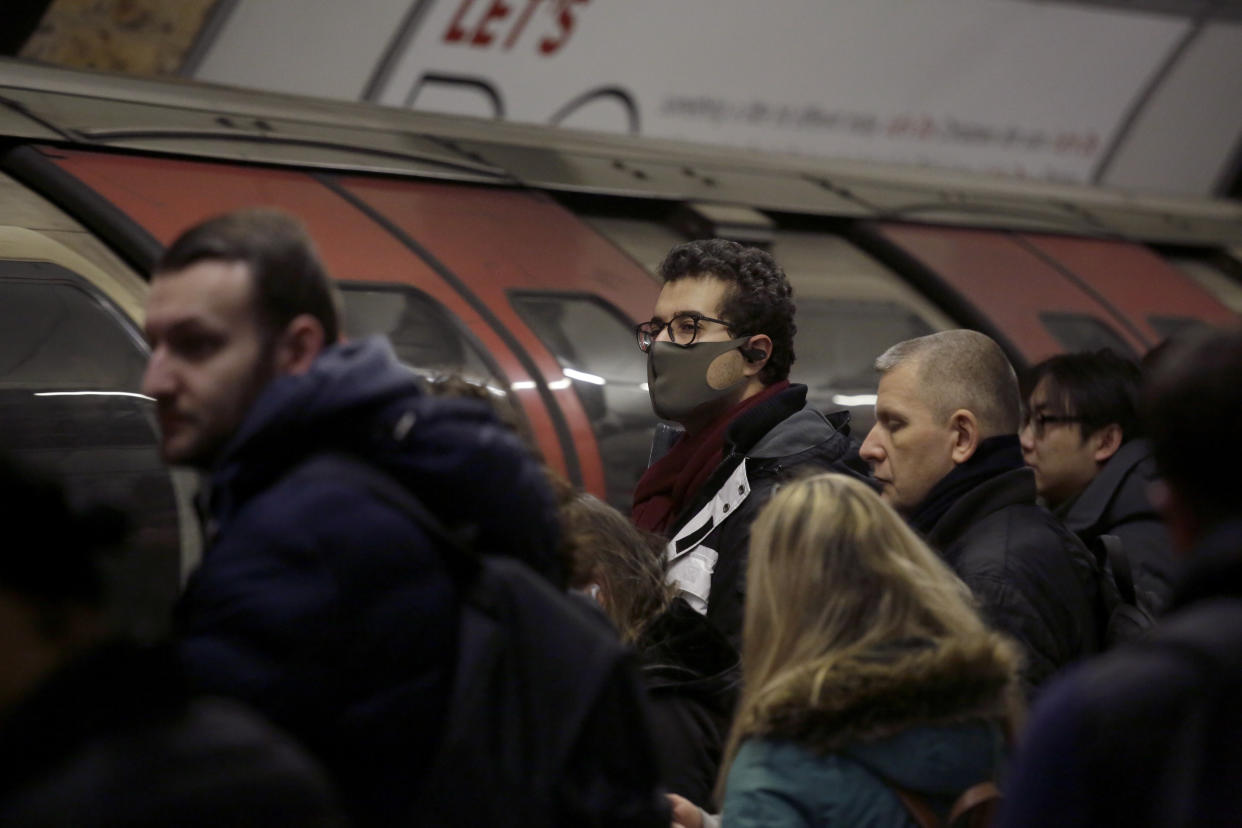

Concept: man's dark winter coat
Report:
left=1001, top=519, right=1242, bottom=827
left=0, top=642, right=342, bottom=827
left=636, top=596, right=740, bottom=808
left=657, top=384, right=868, bottom=648
left=176, top=337, right=559, bottom=825
left=926, top=465, right=1103, bottom=692
left=1056, top=439, right=1175, bottom=615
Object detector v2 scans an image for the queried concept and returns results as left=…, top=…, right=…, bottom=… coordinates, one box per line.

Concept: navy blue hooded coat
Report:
left=175, top=338, right=560, bottom=825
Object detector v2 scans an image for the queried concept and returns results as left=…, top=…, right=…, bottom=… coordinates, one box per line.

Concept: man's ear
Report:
left=740, top=334, right=773, bottom=377
left=948, top=409, right=981, bottom=465
left=1090, top=423, right=1123, bottom=464
left=273, top=314, right=326, bottom=376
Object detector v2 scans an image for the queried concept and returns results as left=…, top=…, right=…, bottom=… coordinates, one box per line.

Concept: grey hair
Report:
left=875, top=330, right=1021, bottom=436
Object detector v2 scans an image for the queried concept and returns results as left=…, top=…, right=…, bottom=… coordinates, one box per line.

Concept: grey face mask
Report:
left=646, top=337, right=750, bottom=422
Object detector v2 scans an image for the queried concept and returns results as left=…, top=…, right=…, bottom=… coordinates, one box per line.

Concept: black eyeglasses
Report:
left=1022, top=412, right=1087, bottom=438
left=635, top=311, right=733, bottom=352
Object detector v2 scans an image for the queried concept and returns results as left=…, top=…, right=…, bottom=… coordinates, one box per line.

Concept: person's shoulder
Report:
left=1044, top=601, right=1242, bottom=721
left=218, top=455, right=444, bottom=568
left=730, top=738, right=865, bottom=793
left=947, top=500, right=1087, bottom=597
left=990, top=498, right=1087, bottom=562
left=725, top=739, right=892, bottom=827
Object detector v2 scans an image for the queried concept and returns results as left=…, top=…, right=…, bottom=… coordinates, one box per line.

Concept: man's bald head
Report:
left=875, top=330, right=1021, bottom=436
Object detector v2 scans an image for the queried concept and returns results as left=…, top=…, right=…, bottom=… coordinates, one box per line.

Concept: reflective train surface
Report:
left=1, top=58, right=1240, bottom=637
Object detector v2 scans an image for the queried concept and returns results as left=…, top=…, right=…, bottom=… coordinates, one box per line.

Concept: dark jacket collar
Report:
left=208, top=337, right=423, bottom=517
left=736, top=635, right=1016, bottom=754
left=912, top=436, right=1028, bottom=541
left=725, top=383, right=813, bottom=456
left=926, top=466, right=1038, bottom=551
left=661, top=385, right=860, bottom=538
left=652, top=384, right=856, bottom=464
left=218, top=337, right=421, bottom=469
left=1057, top=439, right=1156, bottom=534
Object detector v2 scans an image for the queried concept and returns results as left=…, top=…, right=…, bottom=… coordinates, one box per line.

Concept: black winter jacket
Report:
left=927, top=466, right=1103, bottom=693
left=655, top=384, right=869, bottom=649
left=1002, top=519, right=1242, bottom=827
left=177, top=337, right=560, bottom=826
left=1056, top=439, right=1176, bottom=615
left=637, top=597, right=740, bottom=808
left=0, top=642, right=342, bottom=827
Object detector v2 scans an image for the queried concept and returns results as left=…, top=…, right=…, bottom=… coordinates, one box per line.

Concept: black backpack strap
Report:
left=845, top=749, right=1001, bottom=828
left=1099, top=533, right=1138, bottom=606
left=883, top=780, right=1001, bottom=828
left=889, top=785, right=939, bottom=828
left=1088, top=532, right=1156, bottom=647
left=947, top=781, right=1002, bottom=827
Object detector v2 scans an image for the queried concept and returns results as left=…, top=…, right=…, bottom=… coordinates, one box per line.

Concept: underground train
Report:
left=1, top=57, right=1239, bottom=636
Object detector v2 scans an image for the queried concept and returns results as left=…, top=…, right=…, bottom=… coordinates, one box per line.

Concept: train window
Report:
left=1148, top=315, right=1210, bottom=341
left=509, top=291, right=657, bottom=511
left=0, top=261, right=180, bottom=641
left=1039, top=311, right=1138, bottom=359
left=1165, top=254, right=1242, bottom=314
left=340, top=285, right=507, bottom=389
left=795, top=299, right=936, bottom=390
left=791, top=299, right=936, bottom=434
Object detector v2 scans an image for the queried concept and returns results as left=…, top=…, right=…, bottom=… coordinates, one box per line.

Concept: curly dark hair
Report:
left=657, top=239, right=795, bottom=384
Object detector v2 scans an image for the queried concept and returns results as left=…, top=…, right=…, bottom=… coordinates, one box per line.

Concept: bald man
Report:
left=860, top=331, right=1104, bottom=691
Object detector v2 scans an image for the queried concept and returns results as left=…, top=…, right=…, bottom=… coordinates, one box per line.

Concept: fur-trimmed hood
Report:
left=739, top=634, right=1017, bottom=755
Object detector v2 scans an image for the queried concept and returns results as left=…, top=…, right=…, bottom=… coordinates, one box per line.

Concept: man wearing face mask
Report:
left=632, top=239, right=866, bottom=648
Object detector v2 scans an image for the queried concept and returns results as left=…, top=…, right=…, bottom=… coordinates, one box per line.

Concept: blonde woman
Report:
left=716, top=473, right=1021, bottom=827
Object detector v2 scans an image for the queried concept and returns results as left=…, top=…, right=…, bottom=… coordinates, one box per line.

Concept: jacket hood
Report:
left=217, top=337, right=421, bottom=469
left=1059, top=439, right=1157, bottom=534
left=208, top=337, right=562, bottom=584
left=738, top=634, right=1016, bottom=761
left=638, top=597, right=740, bottom=713
left=726, top=384, right=868, bottom=479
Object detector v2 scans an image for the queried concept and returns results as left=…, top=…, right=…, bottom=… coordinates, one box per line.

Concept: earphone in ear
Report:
left=741, top=347, right=768, bottom=362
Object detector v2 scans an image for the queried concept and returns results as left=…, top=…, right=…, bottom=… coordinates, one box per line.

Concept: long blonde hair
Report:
left=718, top=472, right=1015, bottom=795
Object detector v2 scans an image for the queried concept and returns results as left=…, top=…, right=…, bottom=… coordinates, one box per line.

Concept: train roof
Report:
left=2, top=57, right=1240, bottom=247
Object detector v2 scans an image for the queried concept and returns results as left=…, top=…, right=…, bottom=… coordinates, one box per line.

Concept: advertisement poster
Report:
left=192, top=1, right=1239, bottom=193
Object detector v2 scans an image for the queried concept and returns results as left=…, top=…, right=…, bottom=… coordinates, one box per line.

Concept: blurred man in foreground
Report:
left=0, top=451, right=341, bottom=826
left=143, top=208, right=664, bottom=825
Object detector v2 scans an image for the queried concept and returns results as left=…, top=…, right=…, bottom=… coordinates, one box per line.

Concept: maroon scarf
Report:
left=632, top=381, right=789, bottom=534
